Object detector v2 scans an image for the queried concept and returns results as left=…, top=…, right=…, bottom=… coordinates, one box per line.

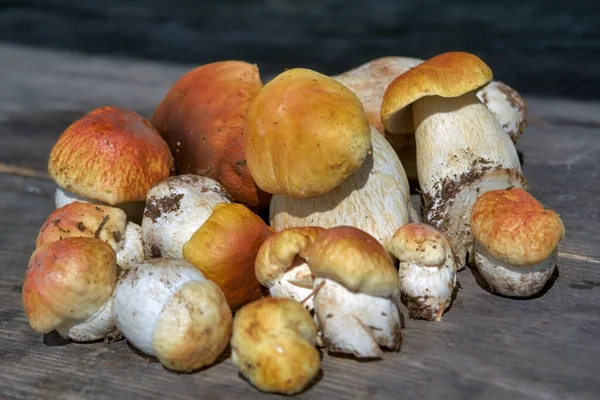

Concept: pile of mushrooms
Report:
left=22, top=50, right=565, bottom=395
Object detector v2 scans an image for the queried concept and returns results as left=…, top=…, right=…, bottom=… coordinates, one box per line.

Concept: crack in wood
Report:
left=0, top=162, right=50, bottom=179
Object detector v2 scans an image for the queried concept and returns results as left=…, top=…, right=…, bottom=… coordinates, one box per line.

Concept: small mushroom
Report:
left=231, top=297, right=320, bottom=395
left=48, top=106, right=174, bottom=222
left=306, top=226, right=402, bottom=358
left=151, top=61, right=271, bottom=209
left=254, top=227, right=324, bottom=311
left=477, top=81, right=527, bottom=143
left=22, top=237, right=117, bottom=341
left=470, top=188, right=565, bottom=297
left=36, top=201, right=143, bottom=270
left=112, top=258, right=232, bottom=371
left=388, top=223, right=457, bottom=321
left=183, top=203, right=273, bottom=311
left=141, top=175, right=232, bottom=259
left=245, top=67, right=372, bottom=199
left=381, top=51, right=527, bottom=268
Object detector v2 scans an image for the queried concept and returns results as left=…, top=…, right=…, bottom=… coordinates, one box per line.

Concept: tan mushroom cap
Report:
left=245, top=68, right=372, bottom=198
left=182, top=203, right=273, bottom=311
left=22, top=237, right=117, bottom=333
left=255, top=227, right=324, bottom=286
left=388, top=223, right=450, bottom=267
left=36, top=201, right=126, bottom=249
left=471, top=188, right=565, bottom=266
left=48, top=106, right=173, bottom=205
left=231, top=297, right=320, bottom=395
left=381, top=51, right=493, bottom=134
left=307, top=226, right=398, bottom=297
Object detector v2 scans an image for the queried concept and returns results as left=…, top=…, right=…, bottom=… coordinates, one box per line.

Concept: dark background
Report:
left=1, top=0, right=599, bottom=99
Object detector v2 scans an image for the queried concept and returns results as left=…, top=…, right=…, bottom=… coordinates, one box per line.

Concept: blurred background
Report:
left=1, top=0, right=599, bottom=99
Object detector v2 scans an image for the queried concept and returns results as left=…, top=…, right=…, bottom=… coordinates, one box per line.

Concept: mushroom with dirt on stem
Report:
left=388, top=223, right=457, bottom=321
left=306, top=226, right=403, bottom=358
left=381, top=51, right=528, bottom=269
left=231, top=297, right=320, bottom=395
left=470, top=188, right=565, bottom=297
left=112, top=258, right=232, bottom=372
left=48, top=106, right=174, bottom=223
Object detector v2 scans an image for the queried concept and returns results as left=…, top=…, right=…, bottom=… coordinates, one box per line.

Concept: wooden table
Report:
left=1, top=44, right=599, bottom=399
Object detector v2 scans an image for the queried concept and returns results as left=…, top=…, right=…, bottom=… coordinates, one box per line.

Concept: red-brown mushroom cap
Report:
left=48, top=106, right=173, bottom=205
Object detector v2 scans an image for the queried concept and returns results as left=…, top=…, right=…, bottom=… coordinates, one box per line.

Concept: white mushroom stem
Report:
left=56, top=297, right=115, bottom=342
left=414, top=92, right=527, bottom=267
left=268, top=258, right=315, bottom=311
left=270, top=127, right=416, bottom=251
left=474, top=243, right=557, bottom=298
left=115, top=222, right=144, bottom=270
left=313, top=278, right=402, bottom=358
left=55, top=186, right=145, bottom=223
left=398, top=262, right=455, bottom=321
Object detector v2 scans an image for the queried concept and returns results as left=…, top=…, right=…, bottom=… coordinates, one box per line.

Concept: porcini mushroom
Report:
left=470, top=188, right=565, bottom=297
left=270, top=126, right=418, bottom=250
left=112, top=258, right=232, bottom=371
left=183, top=203, right=273, bottom=311
left=306, top=226, right=402, bottom=358
left=231, top=297, right=320, bottom=395
left=48, top=106, right=173, bottom=222
left=254, top=227, right=324, bottom=311
left=151, top=61, right=271, bottom=209
left=381, top=51, right=527, bottom=267
left=141, top=175, right=232, bottom=259
left=244, top=67, right=372, bottom=199
left=36, top=201, right=143, bottom=270
left=23, top=237, right=117, bottom=341
left=477, top=81, right=527, bottom=143
left=388, top=223, right=457, bottom=321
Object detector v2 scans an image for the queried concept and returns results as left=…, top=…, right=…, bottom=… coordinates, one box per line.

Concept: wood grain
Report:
left=1, top=44, right=599, bottom=399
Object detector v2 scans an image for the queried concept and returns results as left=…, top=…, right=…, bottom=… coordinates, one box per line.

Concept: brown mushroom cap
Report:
left=245, top=68, right=372, bottom=198
left=471, top=188, right=565, bottom=266
left=182, top=203, right=273, bottom=311
left=231, top=297, right=320, bottom=395
left=151, top=61, right=270, bottom=208
left=381, top=51, right=493, bottom=134
left=388, top=223, right=450, bottom=267
left=22, top=237, right=117, bottom=333
left=36, top=201, right=126, bottom=249
left=255, top=227, right=324, bottom=287
left=48, top=106, right=173, bottom=205
left=307, top=226, right=398, bottom=297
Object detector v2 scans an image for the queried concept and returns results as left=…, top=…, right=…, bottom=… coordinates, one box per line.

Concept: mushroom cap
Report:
left=183, top=203, right=273, bottom=311
left=334, top=56, right=424, bottom=133
left=477, top=81, right=528, bottom=143
left=388, top=223, right=451, bottom=267
left=48, top=106, right=173, bottom=205
left=22, top=237, right=117, bottom=333
left=255, top=226, right=324, bottom=286
left=231, top=297, right=319, bottom=395
left=112, top=258, right=232, bottom=371
left=36, top=201, right=127, bottom=250
left=307, top=226, right=398, bottom=297
left=151, top=61, right=270, bottom=208
left=471, top=188, right=565, bottom=266
left=142, top=174, right=232, bottom=259
left=381, top=51, right=493, bottom=134
left=245, top=68, right=372, bottom=198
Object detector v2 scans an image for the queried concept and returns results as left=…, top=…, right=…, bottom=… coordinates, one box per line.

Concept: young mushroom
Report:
left=36, top=201, right=143, bottom=270
left=231, top=297, right=320, bottom=395
left=388, top=223, right=457, bottom=321
left=151, top=61, right=271, bottom=209
left=141, top=175, right=232, bottom=259
left=254, top=227, right=324, bottom=311
left=306, top=226, right=402, bottom=358
left=183, top=203, right=273, bottom=311
left=112, top=258, right=232, bottom=372
left=23, top=237, right=118, bottom=341
left=470, top=189, right=565, bottom=297
left=48, top=106, right=174, bottom=222
left=381, top=51, right=528, bottom=268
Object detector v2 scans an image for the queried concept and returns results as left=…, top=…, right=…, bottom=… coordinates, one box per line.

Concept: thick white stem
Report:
left=268, top=261, right=315, bottom=311
left=115, top=222, right=144, bottom=270
left=56, top=298, right=114, bottom=342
